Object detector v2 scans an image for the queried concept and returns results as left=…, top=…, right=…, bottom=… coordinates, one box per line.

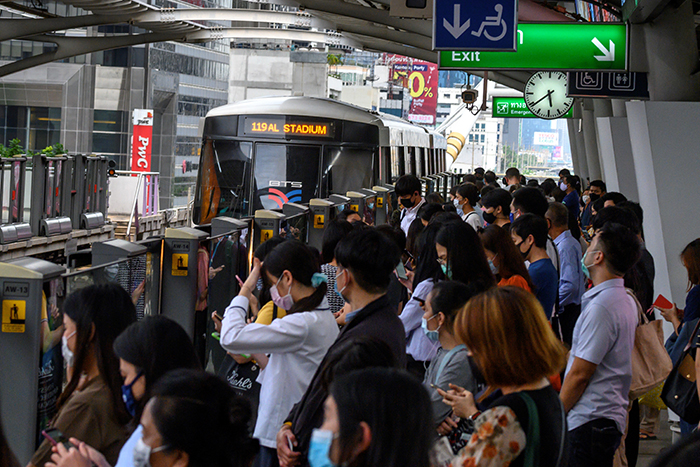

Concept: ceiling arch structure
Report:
left=0, top=0, right=576, bottom=88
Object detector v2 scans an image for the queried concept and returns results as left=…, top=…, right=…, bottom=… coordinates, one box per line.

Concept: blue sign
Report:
left=433, top=0, right=518, bottom=51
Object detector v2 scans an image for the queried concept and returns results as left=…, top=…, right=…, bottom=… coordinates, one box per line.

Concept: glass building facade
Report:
left=0, top=0, right=232, bottom=208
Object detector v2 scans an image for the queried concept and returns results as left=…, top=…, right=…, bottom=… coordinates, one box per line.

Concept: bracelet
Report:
left=469, top=411, right=481, bottom=421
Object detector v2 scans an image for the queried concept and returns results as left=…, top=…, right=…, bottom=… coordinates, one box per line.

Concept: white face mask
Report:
left=133, top=437, right=169, bottom=467
left=582, top=195, right=591, bottom=205
left=62, top=330, right=76, bottom=368
left=559, top=181, right=568, bottom=191
left=453, top=198, right=460, bottom=208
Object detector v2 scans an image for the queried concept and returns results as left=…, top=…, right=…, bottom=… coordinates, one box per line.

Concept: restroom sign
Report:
left=2, top=299, right=26, bottom=333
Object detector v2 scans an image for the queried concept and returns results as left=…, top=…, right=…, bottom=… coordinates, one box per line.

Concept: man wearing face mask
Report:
left=560, top=223, right=641, bottom=467
left=277, top=229, right=406, bottom=467
left=581, top=180, right=606, bottom=229
left=480, top=188, right=512, bottom=229
left=511, top=214, right=558, bottom=320
left=395, top=174, right=425, bottom=236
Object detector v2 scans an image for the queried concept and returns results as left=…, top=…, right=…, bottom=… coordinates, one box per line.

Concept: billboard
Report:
left=385, top=55, right=438, bottom=125
left=131, top=109, right=153, bottom=173
left=534, top=131, right=559, bottom=146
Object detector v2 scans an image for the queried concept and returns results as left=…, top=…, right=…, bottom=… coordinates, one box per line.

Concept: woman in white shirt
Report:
left=455, top=183, right=483, bottom=232
left=220, top=240, right=339, bottom=467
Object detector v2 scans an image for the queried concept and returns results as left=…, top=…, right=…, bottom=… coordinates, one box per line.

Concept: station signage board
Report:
left=567, top=71, right=649, bottom=99
left=492, top=97, right=573, bottom=119
left=439, top=23, right=627, bottom=71
left=433, top=0, right=518, bottom=51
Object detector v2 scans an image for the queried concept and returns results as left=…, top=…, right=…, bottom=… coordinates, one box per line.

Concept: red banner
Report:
left=131, top=109, right=153, bottom=172
left=383, top=55, right=438, bottom=125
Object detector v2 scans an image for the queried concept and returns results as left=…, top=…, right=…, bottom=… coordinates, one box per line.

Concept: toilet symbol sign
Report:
left=433, top=0, right=518, bottom=51
left=2, top=299, right=26, bottom=333
left=172, top=253, right=189, bottom=277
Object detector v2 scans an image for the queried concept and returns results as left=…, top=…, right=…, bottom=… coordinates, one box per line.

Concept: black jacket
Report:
left=286, top=294, right=406, bottom=460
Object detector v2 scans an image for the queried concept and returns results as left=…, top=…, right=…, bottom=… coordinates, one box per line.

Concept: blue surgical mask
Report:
left=334, top=269, right=347, bottom=301
left=440, top=263, right=452, bottom=280
left=421, top=315, right=440, bottom=342
left=308, top=429, right=338, bottom=467
left=581, top=250, right=598, bottom=280
left=122, top=370, right=144, bottom=417
left=368, top=203, right=374, bottom=210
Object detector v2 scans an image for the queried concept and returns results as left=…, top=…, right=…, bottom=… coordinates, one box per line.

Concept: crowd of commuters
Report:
left=4, top=167, right=700, bottom=467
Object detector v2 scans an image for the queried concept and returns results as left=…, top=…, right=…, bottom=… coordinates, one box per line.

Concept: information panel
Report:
left=243, top=117, right=335, bottom=138
left=492, top=97, right=573, bottom=119
left=439, top=23, right=627, bottom=71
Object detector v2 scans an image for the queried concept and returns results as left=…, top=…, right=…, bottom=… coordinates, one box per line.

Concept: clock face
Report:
left=524, top=71, right=575, bottom=120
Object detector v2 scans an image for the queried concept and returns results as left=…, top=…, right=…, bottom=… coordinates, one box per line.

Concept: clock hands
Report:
left=532, top=89, right=554, bottom=107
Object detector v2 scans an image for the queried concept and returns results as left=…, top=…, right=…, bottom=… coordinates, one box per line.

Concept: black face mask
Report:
left=516, top=241, right=533, bottom=259
left=400, top=197, right=415, bottom=209
left=589, top=193, right=601, bottom=203
left=483, top=210, right=497, bottom=224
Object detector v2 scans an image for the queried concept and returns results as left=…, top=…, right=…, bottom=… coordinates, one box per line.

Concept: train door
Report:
left=253, top=143, right=321, bottom=211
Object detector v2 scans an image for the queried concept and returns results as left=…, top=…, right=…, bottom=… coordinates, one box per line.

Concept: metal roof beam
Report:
left=0, top=32, right=183, bottom=78
left=186, top=27, right=362, bottom=49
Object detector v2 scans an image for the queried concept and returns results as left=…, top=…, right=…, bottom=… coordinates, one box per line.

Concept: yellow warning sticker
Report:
left=2, top=300, right=26, bottom=333
left=172, top=253, right=188, bottom=276
left=261, top=229, right=273, bottom=243
left=314, top=214, right=325, bottom=229
left=350, top=204, right=359, bottom=212
left=377, top=197, right=383, bottom=208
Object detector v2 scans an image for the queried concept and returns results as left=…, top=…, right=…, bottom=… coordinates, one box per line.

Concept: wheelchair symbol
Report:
left=472, top=4, right=507, bottom=42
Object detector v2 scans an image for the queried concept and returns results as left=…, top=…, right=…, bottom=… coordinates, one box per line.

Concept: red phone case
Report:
left=653, top=295, right=673, bottom=309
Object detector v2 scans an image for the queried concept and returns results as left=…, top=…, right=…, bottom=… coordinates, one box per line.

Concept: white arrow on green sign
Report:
left=492, top=97, right=573, bottom=119
left=439, top=23, right=627, bottom=71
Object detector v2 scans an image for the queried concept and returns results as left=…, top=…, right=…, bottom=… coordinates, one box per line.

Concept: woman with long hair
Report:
left=435, top=221, right=495, bottom=289
left=479, top=225, right=534, bottom=292
left=309, top=368, right=433, bottom=467
left=439, top=287, right=568, bottom=466
left=220, top=240, right=339, bottom=467
left=46, top=316, right=202, bottom=467
left=29, top=284, right=137, bottom=467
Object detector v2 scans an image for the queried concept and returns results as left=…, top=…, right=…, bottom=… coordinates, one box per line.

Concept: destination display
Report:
left=439, top=23, right=628, bottom=71
left=243, top=117, right=335, bottom=138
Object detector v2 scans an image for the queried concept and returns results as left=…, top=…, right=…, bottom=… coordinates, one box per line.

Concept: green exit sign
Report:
left=439, top=23, right=627, bottom=71
left=492, top=97, right=573, bottom=119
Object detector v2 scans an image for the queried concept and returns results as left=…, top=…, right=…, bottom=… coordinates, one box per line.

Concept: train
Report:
left=193, top=96, right=448, bottom=225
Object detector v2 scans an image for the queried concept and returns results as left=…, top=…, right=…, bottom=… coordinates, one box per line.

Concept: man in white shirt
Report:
left=396, top=174, right=425, bottom=235
left=560, top=222, right=641, bottom=467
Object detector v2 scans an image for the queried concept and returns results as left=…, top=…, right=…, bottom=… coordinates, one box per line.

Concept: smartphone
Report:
left=42, top=428, right=75, bottom=449
left=653, top=295, right=674, bottom=309
left=213, top=311, right=224, bottom=321
left=430, top=383, right=439, bottom=389
left=287, top=436, right=294, bottom=452
left=395, top=261, right=408, bottom=280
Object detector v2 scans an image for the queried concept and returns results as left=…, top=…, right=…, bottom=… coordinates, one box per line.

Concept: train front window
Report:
left=322, top=147, right=375, bottom=197
left=253, top=144, right=320, bottom=211
left=194, top=139, right=252, bottom=224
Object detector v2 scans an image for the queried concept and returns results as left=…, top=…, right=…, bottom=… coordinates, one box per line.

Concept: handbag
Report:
left=627, top=289, right=673, bottom=400
left=661, top=318, right=700, bottom=423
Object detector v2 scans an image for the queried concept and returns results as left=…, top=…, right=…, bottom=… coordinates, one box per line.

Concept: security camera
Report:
left=462, top=89, right=478, bottom=104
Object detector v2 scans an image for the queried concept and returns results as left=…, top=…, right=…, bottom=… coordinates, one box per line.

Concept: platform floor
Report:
left=638, top=410, right=673, bottom=467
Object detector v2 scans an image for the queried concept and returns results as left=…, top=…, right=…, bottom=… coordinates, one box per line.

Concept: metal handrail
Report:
left=115, top=170, right=160, bottom=238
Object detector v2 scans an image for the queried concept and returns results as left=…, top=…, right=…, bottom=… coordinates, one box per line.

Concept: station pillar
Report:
left=626, top=101, right=700, bottom=327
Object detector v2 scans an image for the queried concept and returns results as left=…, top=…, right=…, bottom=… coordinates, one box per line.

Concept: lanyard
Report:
left=435, top=344, right=467, bottom=384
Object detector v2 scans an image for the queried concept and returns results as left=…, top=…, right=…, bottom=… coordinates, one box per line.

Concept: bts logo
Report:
left=261, top=181, right=303, bottom=208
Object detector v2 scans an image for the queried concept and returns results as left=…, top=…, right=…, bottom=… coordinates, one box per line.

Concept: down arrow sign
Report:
left=443, top=5, right=470, bottom=39
left=592, top=37, right=615, bottom=62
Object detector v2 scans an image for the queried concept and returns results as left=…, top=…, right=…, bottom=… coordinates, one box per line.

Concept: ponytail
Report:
left=264, top=240, right=327, bottom=314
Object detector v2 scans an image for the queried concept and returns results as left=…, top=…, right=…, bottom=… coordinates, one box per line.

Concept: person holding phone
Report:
left=29, top=284, right=137, bottom=467
left=397, top=223, right=444, bottom=378
left=44, top=316, right=202, bottom=467
left=421, top=281, right=485, bottom=435
left=220, top=240, right=339, bottom=467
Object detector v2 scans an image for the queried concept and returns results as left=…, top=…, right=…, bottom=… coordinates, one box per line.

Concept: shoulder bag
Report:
left=627, top=289, right=673, bottom=400
left=661, top=318, right=700, bottom=423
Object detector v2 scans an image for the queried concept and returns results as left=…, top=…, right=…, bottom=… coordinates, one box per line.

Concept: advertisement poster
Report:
left=387, top=55, right=438, bottom=125
left=131, top=109, right=153, bottom=172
